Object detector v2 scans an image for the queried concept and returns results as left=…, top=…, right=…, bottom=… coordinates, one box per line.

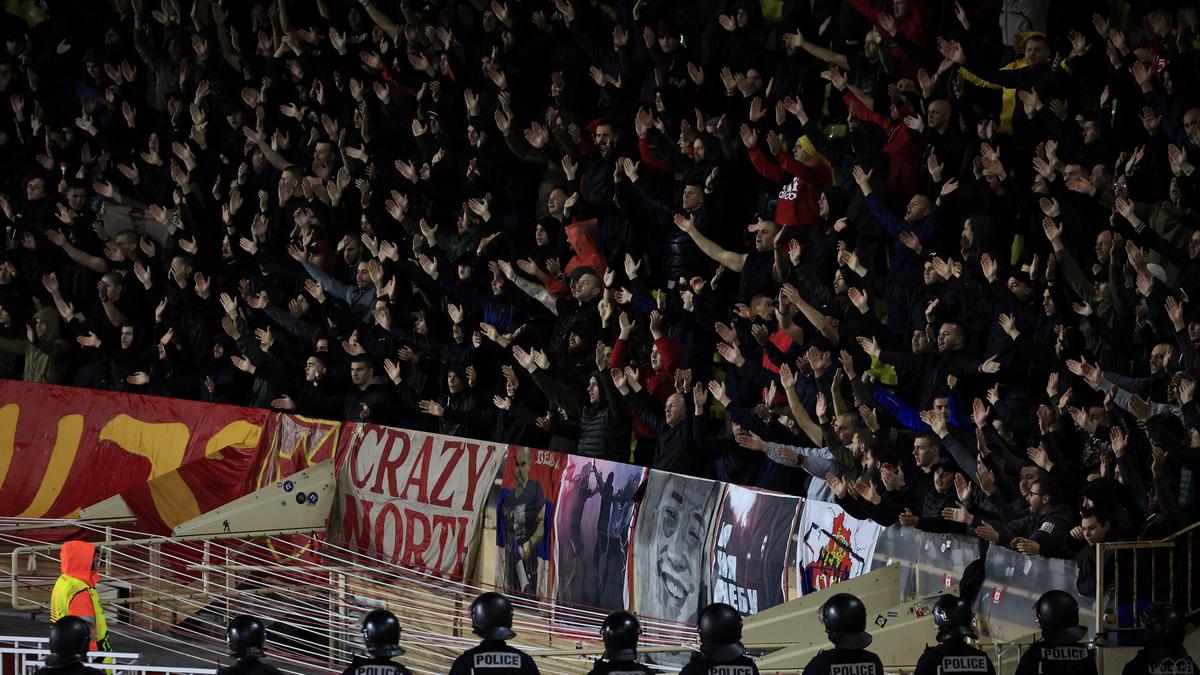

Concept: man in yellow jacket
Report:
left=49, top=541, right=111, bottom=658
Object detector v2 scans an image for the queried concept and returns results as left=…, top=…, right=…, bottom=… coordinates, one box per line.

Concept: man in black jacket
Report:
left=613, top=368, right=714, bottom=476
left=976, top=477, right=1075, bottom=558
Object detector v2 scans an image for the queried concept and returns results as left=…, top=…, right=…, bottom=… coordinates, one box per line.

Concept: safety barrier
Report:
left=1095, top=520, right=1200, bottom=638
left=21, top=662, right=216, bottom=674
left=870, top=528, right=1097, bottom=643
left=0, top=520, right=692, bottom=675
left=0, top=638, right=141, bottom=674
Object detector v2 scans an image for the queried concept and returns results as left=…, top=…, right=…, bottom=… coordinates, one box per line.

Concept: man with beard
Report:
left=500, top=447, right=546, bottom=595
left=975, top=477, right=1075, bottom=558
left=504, top=263, right=602, bottom=368
left=269, top=353, right=341, bottom=417
left=674, top=214, right=788, bottom=303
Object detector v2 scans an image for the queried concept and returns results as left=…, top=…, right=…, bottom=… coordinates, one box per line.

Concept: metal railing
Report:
left=1094, top=520, right=1200, bottom=638
left=21, top=661, right=217, bottom=674
left=0, top=639, right=142, bottom=675
left=0, top=520, right=692, bottom=675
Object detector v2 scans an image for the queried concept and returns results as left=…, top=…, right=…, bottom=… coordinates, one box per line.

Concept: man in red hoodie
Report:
left=50, top=541, right=110, bottom=657
left=742, top=125, right=833, bottom=228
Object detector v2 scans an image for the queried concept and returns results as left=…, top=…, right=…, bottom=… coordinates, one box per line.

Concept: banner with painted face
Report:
left=796, top=499, right=882, bottom=594
left=708, top=484, right=802, bottom=616
left=632, top=470, right=722, bottom=622
left=494, top=447, right=564, bottom=598
left=553, top=456, right=646, bottom=611
left=332, top=423, right=507, bottom=581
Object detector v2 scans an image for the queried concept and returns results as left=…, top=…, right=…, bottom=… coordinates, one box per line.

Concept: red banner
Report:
left=0, top=381, right=268, bottom=519
left=332, top=423, right=507, bottom=580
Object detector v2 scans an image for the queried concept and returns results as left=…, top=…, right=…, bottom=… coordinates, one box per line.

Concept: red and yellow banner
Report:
left=0, top=381, right=267, bottom=520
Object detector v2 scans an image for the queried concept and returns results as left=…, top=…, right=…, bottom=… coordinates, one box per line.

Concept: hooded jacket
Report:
left=51, top=540, right=106, bottom=653
left=0, top=307, right=71, bottom=383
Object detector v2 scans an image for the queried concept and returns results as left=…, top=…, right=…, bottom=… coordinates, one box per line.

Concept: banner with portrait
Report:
left=796, top=499, right=882, bottom=594
left=553, top=456, right=646, bottom=611
left=632, top=471, right=722, bottom=621
left=631, top=470, right=722, bottom=668
left=331, top=423, right=507, bottom=581
left=708, top=484, right=802, bottom=616
left=494, top=447, right=565, bottom=598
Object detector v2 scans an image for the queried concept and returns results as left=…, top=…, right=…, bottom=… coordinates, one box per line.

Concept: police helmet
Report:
left=819, top=593, right=872, bottom=650
left=362, top=608, right=405, bottom=657
left=46, top=616, right=91, bottom=668
left=227, top=615, right=266, bottom=659
left=1034, top=590, right=1087, bottom=645
left=1143, top=603, right=1186, bottom=648
left=600, top=611, right=640, bottom=661
left=698, top=602, right=745, bottom=661
left=933, top=595, right=976, bottom=639
left=471, top=592, right=517, bottom=640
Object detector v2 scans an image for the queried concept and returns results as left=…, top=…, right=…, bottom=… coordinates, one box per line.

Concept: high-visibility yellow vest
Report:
left=50, top=574, right=107, bottom=643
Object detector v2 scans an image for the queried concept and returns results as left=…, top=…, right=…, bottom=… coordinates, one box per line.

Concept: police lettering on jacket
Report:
left=830, top=664, right=879, bottom=675
left=1043, top=646, right=1090, bottom=661
left=474, top=652, right=524, bottom=669
left=709, top=666, right=755, bottom=675
left=1148, top=658, right=1196, bottom=675
left=349, top=666, right=407, bottom=675
left=942, top=656, right=990, bottom=673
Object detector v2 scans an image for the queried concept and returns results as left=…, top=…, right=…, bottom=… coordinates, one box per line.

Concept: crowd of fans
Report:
left=0, top=0, right=1197, bottom=595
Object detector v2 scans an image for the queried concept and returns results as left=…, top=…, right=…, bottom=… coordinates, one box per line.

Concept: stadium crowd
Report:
left=0, top=0, right=1197, bottom=594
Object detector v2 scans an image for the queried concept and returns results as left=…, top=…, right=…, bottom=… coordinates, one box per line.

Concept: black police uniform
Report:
left=341, top=655, right=415, bottom=675
left=218, top=657, right=285, bottom=675
left=586, top=657, right=657, bottom=675
left=33, top=665, right=104, bottom=675
left=802, top=648, right=885, bottom=675
left=1121, top=646, right=1198, bottom=675
left=1014, top=641, right=1098, bottom=675
left=914, top=640, right=996, bottom=675
left=449, top=640, right=540, bottom=675
left=678, top=652, right=760, bottom=675
left=343, top=653, right=412, bottom=672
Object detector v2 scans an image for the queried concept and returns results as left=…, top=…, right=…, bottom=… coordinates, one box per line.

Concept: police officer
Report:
left=1121, top=603, right=1197, bottom=675
left=33, top=615, right=103, bottom=674
left=678, top=603, right=759, bottom=675
left=802, top=593, right=884, bottom=675
left=914, top=595, right=996, bottom=675
left=219, top=615, right=283, bottom=675
left=449, top=592, right=539, bottom=675
left=1014, top=590, right=1097, bottom=675
left=342, top=609, right=413, bottom=675
left=588, top=611, right=654, bottom=675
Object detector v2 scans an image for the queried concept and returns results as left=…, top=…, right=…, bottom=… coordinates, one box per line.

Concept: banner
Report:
left=708, top=485, right=801, bottom=616
left=253, top=414, right=341, bottom=560
left=494, top=447, right=564, bottom=598
left=553, top=457, right=645, bottom=610
left=632, top=470, right=722, bottom=623
left=254, top=414, right=341, bottom=489
left=332, top=423, right=507, bottom=580
left=115, top=414, right=340, bottom=535
left=796, top=499, right=882, bottom=594
left=0, top=381, right=267, bottom=519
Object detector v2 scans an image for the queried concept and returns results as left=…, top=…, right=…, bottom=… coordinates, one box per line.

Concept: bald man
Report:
left=612, top=368, right=712, bottom=477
